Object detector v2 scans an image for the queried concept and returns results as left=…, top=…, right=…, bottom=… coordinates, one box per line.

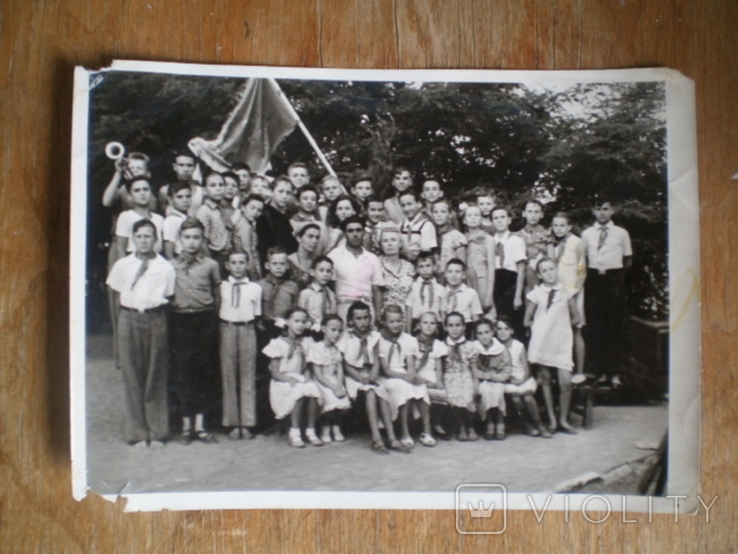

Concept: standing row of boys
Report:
left=104, top=151, right=632, bottom=451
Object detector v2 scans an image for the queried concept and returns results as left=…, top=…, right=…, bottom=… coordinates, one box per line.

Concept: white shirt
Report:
left=405, top=277, right=446, bottom=319
left=162, top=210, right=187, bottom=255
left=581, top=221, right=632, bottom=271
left=115, top=210, right=164, bottom=253
left=444, top=283, right=483, bottom=322
left=400, top=212, right=437, bottom=251
left=219, top=276, right=262, bottom=322
left=328, top=245, right=385, bottom=302
left=493, top=231, right=527, bottom=272
left=106, top=253, right=175, bottom=311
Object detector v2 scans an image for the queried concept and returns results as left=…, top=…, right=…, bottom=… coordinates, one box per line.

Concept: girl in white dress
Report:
left=262, top=307, right=323, bottom=448
left=377, top=304, right=428, bottom=450
left=341, top=301, right=402, bottom=454
left=308, top=314, right=351, bottom=443
left=524, top=258, right=581, bottom=434
left=412, top=312, right=448, bottom=446
left=496, top=316, right=551, bottom=438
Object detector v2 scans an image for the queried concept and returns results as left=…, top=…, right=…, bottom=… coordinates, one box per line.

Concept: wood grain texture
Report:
left=1, top=0, right=736, bottom=551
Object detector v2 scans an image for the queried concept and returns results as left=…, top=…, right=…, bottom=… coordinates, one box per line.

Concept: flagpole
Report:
left=267, top=78, right=337, bottom=177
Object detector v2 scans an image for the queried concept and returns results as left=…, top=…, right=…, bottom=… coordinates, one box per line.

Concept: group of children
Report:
left=104, top=151, right=633, bottom=452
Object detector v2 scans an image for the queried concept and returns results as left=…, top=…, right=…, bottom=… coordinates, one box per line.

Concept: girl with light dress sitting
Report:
left=308, top=314, right=351, bottom=444
left=262, top=307, right=323, bottom=448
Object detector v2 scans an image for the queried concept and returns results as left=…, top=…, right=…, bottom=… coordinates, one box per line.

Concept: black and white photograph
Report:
left=70, top=62, right=699, bottom=512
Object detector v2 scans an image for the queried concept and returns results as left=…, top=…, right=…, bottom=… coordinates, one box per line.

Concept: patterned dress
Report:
left=287, top=253, right=314, bottom=290
left=443, top=337, right=477, bottom=410
left=380, top=257, right=416, bottom=317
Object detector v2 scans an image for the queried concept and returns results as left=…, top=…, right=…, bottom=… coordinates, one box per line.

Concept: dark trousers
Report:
left=255, top=319, right=281, bottom=432
left=118, top=309, right=169, bottom=442
left=169, top=310, right=220, bottom=423
left=493, top=268, right=525, bottom=339
left=584, top=268, right=626, bottom=378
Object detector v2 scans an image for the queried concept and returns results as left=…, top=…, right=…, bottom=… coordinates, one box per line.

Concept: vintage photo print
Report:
left=70, top=62, right=699, bottom=513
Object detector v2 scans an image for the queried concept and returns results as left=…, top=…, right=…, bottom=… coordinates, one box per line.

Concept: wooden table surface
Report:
left=1, top=1, right=735, bottom=552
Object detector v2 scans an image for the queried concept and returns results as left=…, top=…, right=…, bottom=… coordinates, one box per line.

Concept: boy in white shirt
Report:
left=581, top=200, right=632, bottom=387
left=491, top=206, right=527, bottom=337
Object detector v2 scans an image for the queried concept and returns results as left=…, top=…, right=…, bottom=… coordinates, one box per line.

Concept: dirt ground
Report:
left=83, top=334, right=668, bottom=497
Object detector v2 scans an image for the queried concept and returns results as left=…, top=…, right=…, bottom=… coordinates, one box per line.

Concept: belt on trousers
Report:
left=121, top=305, right=167, bottom=314
left=587, top=268, right=624, bottom=276
left=220, top=319, right=254, bottom=326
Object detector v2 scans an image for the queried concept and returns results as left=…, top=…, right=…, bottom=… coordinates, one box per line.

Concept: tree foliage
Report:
left=86, top=72, right=668, bottom=326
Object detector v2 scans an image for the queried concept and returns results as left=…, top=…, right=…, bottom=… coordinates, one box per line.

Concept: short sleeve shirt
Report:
left=262, top=336, right=315, bottom=375
left=219, top=276, right=262, bottom=322
left=400, top=213, right=437, bottom=251
left=414, top=339, right=448, bottom=381
left=106, top=254, right=175, bottom=310
left=406, top=278, right=446, bottom=320
left=581, top=222, right=632, bottom=271
left=115, top=210, right=165, bottom=253
left=171, top=255, right=220, bottom=311
left=328, top=245, right=385, bottom=302
left=196, top=198, right=232, bottom=253
left=163, top=210, right=187, bottom=256
left=444, top=284, right=483, bottom=322
left=340, top=329, right=381, bottom=368
left=257, top=276, right=300, bottom=321
left=493, top=231, right=527, bottom=272
left=377, top=332, right=418, bottom=373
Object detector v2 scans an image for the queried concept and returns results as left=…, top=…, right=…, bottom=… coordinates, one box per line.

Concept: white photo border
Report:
left=70, top=61, right=699, bottom=512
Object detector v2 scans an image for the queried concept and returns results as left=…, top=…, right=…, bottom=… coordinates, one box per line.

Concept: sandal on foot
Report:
left=305, top=432, right=324, bottom=446
left=468, top=428, right=480, bottom=441
left=495, top=426, right=506, bottom=440
left=419, top=433, right=437, bottom=447
left=241, top=427, right=254, bottom=440
left=288, top=434, right=305, bottom=448
left=175, top=431, right=192, bottom=445
left=195, top=431, right=218, bottom=444
left=457, top=428, right=469, bottom=441
left=528, top=427, right=541, bottom=437
left=400, top=436, right=415, bottom=449
left=539, top=426, right=553, bottom=438
left=371, top=440, right=389, bottom=454
left=332, top=426, right=345, bottom=442
left=389, top=439, right=411, bottom=453
left=131, top=440, right=148, bottom=450
left=558, top=424, right=577, bottom=435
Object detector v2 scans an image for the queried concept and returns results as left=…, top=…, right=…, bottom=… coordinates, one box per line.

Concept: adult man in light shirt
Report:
left=106, top=219, right=176, bottom=449
left=581, top=199, right=632, bottom=388
left=328, top=215, right=385, bottom=324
